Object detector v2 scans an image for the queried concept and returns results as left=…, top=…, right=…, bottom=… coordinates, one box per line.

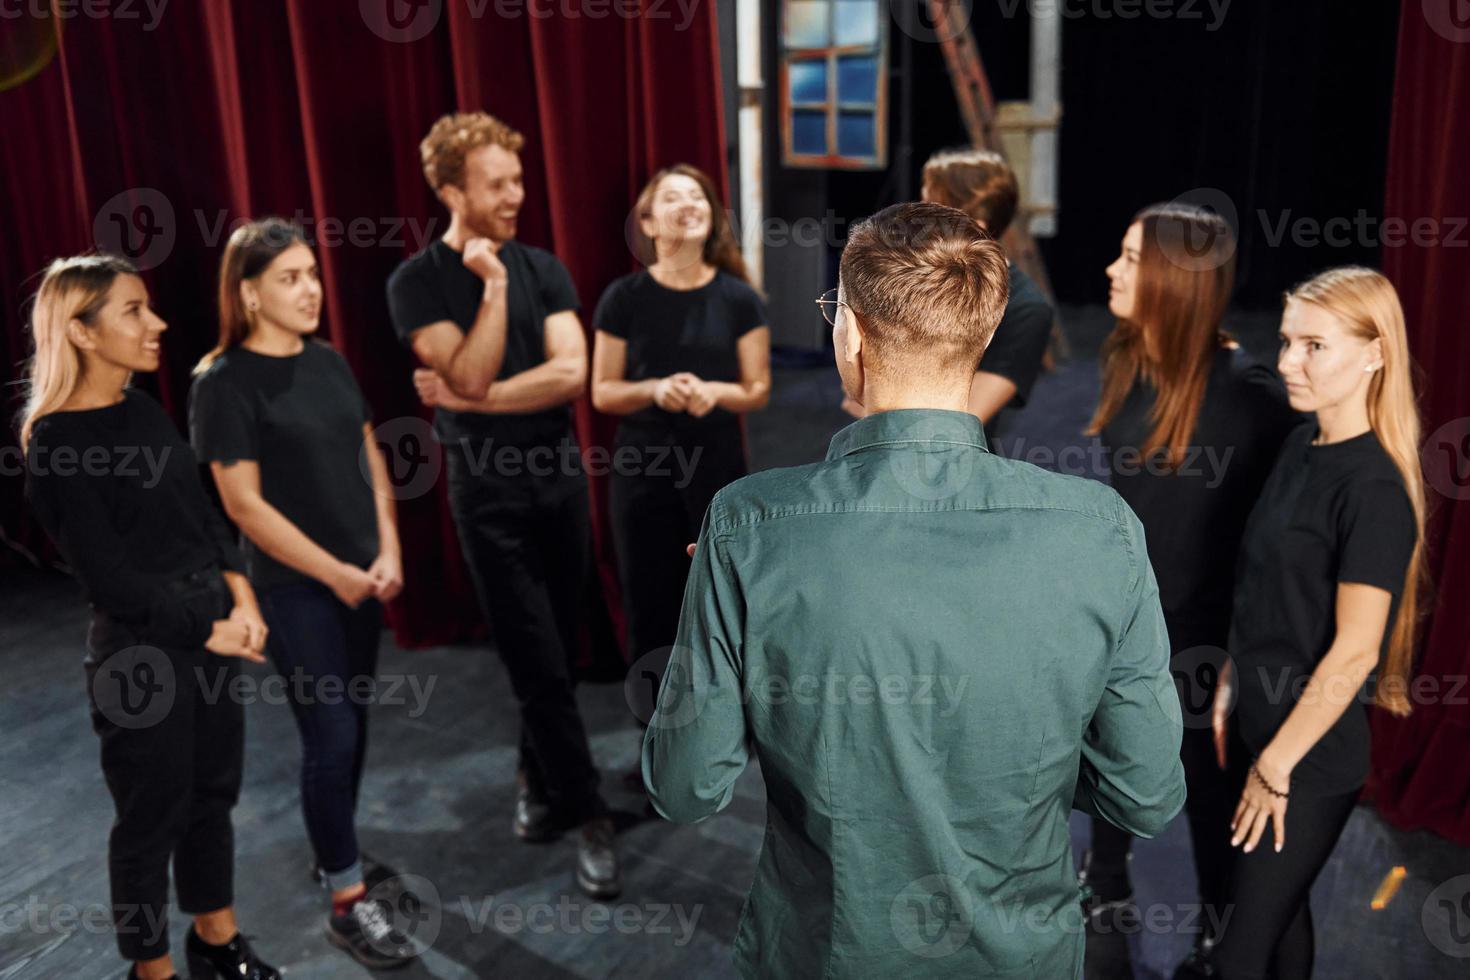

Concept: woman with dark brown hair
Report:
left=1081, top=203, right=1301, bottom=979
left=590, top=164, right=770, bottom=754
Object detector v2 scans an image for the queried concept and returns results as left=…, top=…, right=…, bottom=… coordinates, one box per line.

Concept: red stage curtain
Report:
left=1368, top=4, right=1470, bottom=845
left=0, top=2, right=729, bottom=660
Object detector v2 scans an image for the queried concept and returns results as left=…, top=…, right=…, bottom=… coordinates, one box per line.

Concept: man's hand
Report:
left=415, top=368, right=477, bottom=411
left=206, top=618, right=266, bottom=662
left=462, top=237, right=508, bottom=284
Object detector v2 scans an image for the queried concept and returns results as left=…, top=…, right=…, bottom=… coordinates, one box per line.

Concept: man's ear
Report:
left=842, top=313, right=864, bottom=365
left=439, top=182, right=464, bottom=215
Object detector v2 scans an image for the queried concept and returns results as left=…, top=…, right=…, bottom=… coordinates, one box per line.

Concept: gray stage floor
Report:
left=3, top=306, right=1466, bottom=978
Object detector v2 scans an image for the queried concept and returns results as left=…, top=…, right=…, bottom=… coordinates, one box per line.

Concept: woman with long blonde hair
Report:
left=20, top=254, right=280, bottom=980
left=1081, top=203, right=1302, bottom=980
left=1210, top=267, right=1426, bottom=980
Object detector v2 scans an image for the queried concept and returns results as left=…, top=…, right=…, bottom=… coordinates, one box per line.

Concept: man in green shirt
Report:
left=643, top=202, right=1186, bottom=979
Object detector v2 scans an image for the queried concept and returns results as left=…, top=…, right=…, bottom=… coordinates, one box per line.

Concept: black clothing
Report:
left=188, top=340, right=378, bottom=591
left=88, top=577, right=244, bottom=961
left=445, top=451, right=602, bottom=820
left=1230, top=424, right=1417, bottom=794
left=1091, top=344, right=1298, bottom=939
left=386, top=238, right=580, bottom=454
left=1211, top=784, right=1361, bottom=980
left=592, top=268, right=766, bottom=438
left=1101, top=344, right=1301, bottom=653
left=593, top=269, right=764, bottom=667
left=979, top=262, right=1053, bottom=439
left=25, top=389, right=244, bottom=649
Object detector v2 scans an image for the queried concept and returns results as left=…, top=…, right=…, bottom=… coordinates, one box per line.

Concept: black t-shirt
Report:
left=386, top=238, right=580, bottom=454
left=1101, top=344, right=1301, bottom=653
left=24, top=389, right=244, bottom=650
left=1229, top=424, right=1417, bottom=794
left=978, top=262, right=1053, bottom=438
left=592, top=269, right=766, bottom=442
left=188, top=340, right=379, bottom=592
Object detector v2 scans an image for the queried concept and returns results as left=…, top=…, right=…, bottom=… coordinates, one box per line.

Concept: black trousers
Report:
left=609, top=424, right=746, bottom=709
left=447, top=452, right=602, bottom=821
left=1088, top=723, right=1246, bottom=939
left=85, top=569, right=242, bottom=962
left=1211, top=784, right=1360, bottom=980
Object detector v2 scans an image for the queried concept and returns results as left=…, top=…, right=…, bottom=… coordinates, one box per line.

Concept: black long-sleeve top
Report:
left=24, top=389, right=243, bottom=649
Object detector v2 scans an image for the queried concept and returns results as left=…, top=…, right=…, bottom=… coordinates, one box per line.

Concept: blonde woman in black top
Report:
left=1210, top=267, right=1426, bottom=980
left=20, top=255, right=280, bottom=980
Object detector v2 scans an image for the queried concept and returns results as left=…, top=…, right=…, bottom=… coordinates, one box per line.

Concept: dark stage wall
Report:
left=0, top=1, right=730, bottom=660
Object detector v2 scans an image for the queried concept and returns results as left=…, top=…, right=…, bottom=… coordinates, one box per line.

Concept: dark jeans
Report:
left=609, top=424, right=746, bottom=676
left=85, top=568, right=242, bottom=962
left=447, top=451, right=602, bottom=822
left=258, top=580, right=382, bottom=889
left=1212, top=785, right=1360, bottom=980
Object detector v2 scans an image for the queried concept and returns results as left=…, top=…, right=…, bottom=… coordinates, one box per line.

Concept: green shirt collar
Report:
left=825, top=408, right=991, bottom=461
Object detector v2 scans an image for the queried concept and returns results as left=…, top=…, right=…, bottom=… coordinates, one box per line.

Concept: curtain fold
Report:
left=1367, top=3, right=1470, bottom=846
left=1, top=2, right=729, bottom=667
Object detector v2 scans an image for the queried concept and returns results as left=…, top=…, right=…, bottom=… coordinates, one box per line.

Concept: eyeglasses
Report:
left=815, top=287, right=851, bottom=328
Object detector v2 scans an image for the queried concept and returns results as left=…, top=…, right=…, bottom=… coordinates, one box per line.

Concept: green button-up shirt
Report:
left=643, top=409, right=1186, bottom=980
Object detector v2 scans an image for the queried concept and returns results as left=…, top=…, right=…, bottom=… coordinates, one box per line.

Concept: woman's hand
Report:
left=332, top=561, right=378, bottom=610
left=206, top=618, right=266, bottom=662
left=1231, top=753, right=1291, bottom=854
left=367, top=550, right=404, bottom=602
left=1213, top=658, right=1233, bottom=770
left=653, top=375, right=693, bottom=412
left=685, top=380, right=719, bottom=418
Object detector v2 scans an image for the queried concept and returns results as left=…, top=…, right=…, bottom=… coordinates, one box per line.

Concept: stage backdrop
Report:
left=1368, top=3, right=1470, bottom=848
left=0, top=1, right=729, bottom=659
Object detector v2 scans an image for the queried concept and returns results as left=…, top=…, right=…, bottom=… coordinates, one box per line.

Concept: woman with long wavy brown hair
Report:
left=1080, top=203, right=1302, bottom=980
left=590, top=164, right=770, bottom=775
left=1210, top=266, right=1426, bottom=980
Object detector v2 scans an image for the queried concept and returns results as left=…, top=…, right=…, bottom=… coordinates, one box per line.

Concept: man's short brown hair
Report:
left=420, top=112, right=525, bottom=190
left=840, top=202, right=1010, bottom=376
left=922, top=148, right=1020, bottom=238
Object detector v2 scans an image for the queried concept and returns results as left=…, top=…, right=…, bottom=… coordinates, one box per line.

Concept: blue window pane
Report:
left=790, top=60, right=827, bottom=105
left=793, top=110, right=828, bottom=156
left=837, top=111, right=875, bottom=158
left=833, top=0, right=880, bottom=46
left=785, top=1, right=829, bottom=48
left=837, top=54, right=877, bottom=105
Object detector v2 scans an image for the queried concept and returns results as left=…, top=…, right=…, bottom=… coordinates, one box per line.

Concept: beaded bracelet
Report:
left=1250, top=762, right=1290, bottom=800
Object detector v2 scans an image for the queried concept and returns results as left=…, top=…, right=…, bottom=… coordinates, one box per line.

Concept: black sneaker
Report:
left=1172, top=930, right=1219, bottom=979
left=576, top=815, right=622, bottom=899
left=327, top=898, right=418, bottom=969
left=515, top=769, right=559, bottom=842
